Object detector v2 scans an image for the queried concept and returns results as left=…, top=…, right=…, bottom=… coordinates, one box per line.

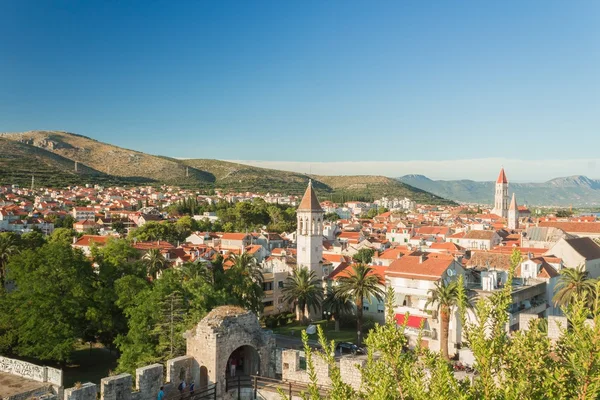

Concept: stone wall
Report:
left=64, top=383, right=97, bottom=400
left=0, top=356, right=46, bottom=382
left=166, top=355, right=193, bottom=386
left=100, top=373, right=132, bottom=400
left=47, top=366, right=63, bottom=387
left=135, top=364, right=163, bottom=400
left=281, top=349, right=367, bottom=390
left=548, top=315, right=567, bottom=341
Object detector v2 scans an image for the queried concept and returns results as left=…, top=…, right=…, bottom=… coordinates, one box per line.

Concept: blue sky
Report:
left=1, top=1, right=599, bottom=179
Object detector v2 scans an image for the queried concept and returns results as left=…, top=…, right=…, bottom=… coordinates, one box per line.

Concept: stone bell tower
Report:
left=296, top=180, right=325, bottom=280
left=492, top=167, right=509, bottom=218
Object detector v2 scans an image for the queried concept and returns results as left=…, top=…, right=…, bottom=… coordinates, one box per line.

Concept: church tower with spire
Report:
left=508, top=193, right=519, bottom=230
left=492, top=167, right=509, bottom=218
left=296, top=180, right=325, bottom=280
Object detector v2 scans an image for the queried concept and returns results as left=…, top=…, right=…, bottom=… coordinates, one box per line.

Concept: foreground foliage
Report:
left=294, top=265, right=600, bottom=399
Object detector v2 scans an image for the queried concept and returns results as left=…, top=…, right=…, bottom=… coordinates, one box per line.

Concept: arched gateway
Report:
left=185, top=306, right=276, bottom=395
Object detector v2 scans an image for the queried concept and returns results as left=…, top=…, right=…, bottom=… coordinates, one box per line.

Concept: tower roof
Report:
left=509, top=193, right=518, bottom=210
left=497, top=168, right=508, bottom=184
left=298, top=180, right=323, bottom=212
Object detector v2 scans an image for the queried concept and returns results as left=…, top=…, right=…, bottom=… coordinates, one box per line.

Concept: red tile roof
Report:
left=297, top=180, right=323, bottom=212
left=497, top=168, right=508, bottom=184
left=73, top=235, right=110, bottom=247
left=386, top=255, right=453, bottom=280
left=538, top=221, right=600, bottom=235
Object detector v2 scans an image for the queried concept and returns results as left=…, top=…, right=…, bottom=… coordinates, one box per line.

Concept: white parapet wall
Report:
left=0, top=355, right=63, bottom=387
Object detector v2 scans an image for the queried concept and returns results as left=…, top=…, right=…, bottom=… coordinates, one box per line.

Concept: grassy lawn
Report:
left=273, top=320, right=359, bottom=344
left=62, top=343, right=118, bottom=387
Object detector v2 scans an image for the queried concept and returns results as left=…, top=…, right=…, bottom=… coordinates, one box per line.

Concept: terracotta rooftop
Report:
left=297, top=180, right=323, bottom=212
left=497, top=167, right=508, bottom=184
left=386, top=255, right=454, bottom=280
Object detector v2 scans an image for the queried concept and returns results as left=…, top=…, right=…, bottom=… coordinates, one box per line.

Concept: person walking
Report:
left=189, top=381, right=195, bottom=397
left=230, top=358, right=237, bottom=377
left=157, top=386, right=165, bottom=400
left=178, top=379, right=186, bottom=398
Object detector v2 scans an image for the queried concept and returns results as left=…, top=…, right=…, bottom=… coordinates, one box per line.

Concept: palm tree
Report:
left=553, top=265, right=597, bottom=310
left=425, top=279, right=460, bottom=360
left=144, top=248, right=168, bottom=280
left=335, top=264, right=385, bottom=346
left=323, top=287, right=354, bottom=331
left=282, top=266, right=323, bottom=323
left=226, top=252, right=264, bottom=314
left=227, top=252, right=263, bottom=284
left=0, top=233, right=20, bottom=287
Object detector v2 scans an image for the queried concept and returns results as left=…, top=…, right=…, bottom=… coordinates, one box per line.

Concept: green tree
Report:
left=352, top=248, right=375, bottom=264
left=111, top=220, right=127, bottom=235
left=1, top=243, right=95, bottom=363
left=20, top=230, right=46, bottom=249
left=425, top=279, right=461, bottom=360
left=553, top=265, right=597, bottom=309
left=323, top=287, right=354, bottom=331
left=143, top=248, right=169, bottom=280
left=88, top=239, right=144, bottom=348
left=334, top=264, right=384, bottom=345
left=0, top=233, right=20, bottom=287
left=224, top=253, right=264, bottom=314
left=282, top=267, right=323, bottom=323
left=324, top=212, right=341, bottom=222
left=48, top=227, right=77, bottom=246
left=115, top=269, right=229, bottom=374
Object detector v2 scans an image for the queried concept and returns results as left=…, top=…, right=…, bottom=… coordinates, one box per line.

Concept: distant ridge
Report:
left=398, top=174, right=600, bottom=206
left=0, top=131, right=453, bottom=204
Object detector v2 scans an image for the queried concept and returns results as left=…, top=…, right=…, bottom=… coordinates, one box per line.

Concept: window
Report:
left=263, top=282, right=273, bottom=291
left=278, top=281, right=284, bottom=289
left=263, top=301, right=273, bottom=307
left=363, top=305, right=369, bottom=311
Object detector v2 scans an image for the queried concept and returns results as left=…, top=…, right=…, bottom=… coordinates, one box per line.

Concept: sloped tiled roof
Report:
left=297, top=180, right=323, bottom=212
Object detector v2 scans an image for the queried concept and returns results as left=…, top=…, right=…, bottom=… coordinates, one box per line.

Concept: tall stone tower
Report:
left=508, top=193, right=519, bottom=230
left=492, top=167, right=509, bottom=218
left=296, top=180, right=324, bottom=280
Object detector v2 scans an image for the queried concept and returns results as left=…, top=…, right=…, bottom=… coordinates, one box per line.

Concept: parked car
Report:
left=335, top=342, right=365, bottom=355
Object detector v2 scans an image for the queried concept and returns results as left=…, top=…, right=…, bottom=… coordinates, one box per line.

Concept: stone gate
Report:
left=185, top=306, right=276, bottom=395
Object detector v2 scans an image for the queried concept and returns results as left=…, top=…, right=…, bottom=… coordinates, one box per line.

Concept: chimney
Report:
left=419, top=254, right=425, bottom=264
left=72, top=236, right=77, bottom=244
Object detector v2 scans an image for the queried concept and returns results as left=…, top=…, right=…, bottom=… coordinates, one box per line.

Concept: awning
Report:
left=395, top=314, right=427, bottom=329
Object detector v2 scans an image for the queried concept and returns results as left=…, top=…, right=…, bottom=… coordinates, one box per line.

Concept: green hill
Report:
left=0, top=131, right=453, bottom=204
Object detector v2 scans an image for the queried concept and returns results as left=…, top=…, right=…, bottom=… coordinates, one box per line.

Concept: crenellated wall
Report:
left=281, top=349, right=365, bottom=390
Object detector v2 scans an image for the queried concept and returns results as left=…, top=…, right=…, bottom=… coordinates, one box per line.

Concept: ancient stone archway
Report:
left=225, top=345, right=260, bottom=378
left=185, top=306, right=275, bottom=395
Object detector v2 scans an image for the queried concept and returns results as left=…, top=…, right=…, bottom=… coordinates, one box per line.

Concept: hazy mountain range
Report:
left=398, top=174, right=600, bottom=207
left=0, top=131, right=453, bottom=205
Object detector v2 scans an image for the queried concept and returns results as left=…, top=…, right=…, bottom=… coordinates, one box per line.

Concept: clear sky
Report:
left=1, top=1, right=599, bottom=180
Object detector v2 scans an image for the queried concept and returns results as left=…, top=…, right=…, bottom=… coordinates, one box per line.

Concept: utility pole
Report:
left=186, top=166, right=189, bottom=178
left=75, top=161, right=78, bottom=172
left=170, top=294, right=174, bottom=357
left=31, top=174, right=34, bottom=191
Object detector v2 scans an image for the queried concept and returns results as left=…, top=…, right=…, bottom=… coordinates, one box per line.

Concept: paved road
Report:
left=274, top=334, right=322, bottom=350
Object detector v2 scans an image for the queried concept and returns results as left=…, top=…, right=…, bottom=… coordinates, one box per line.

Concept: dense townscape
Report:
left=1, top=167, right=600, bottom=399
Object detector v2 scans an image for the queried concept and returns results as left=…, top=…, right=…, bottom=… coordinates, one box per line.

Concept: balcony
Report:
left=263, top=290, right=274, bottom=298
